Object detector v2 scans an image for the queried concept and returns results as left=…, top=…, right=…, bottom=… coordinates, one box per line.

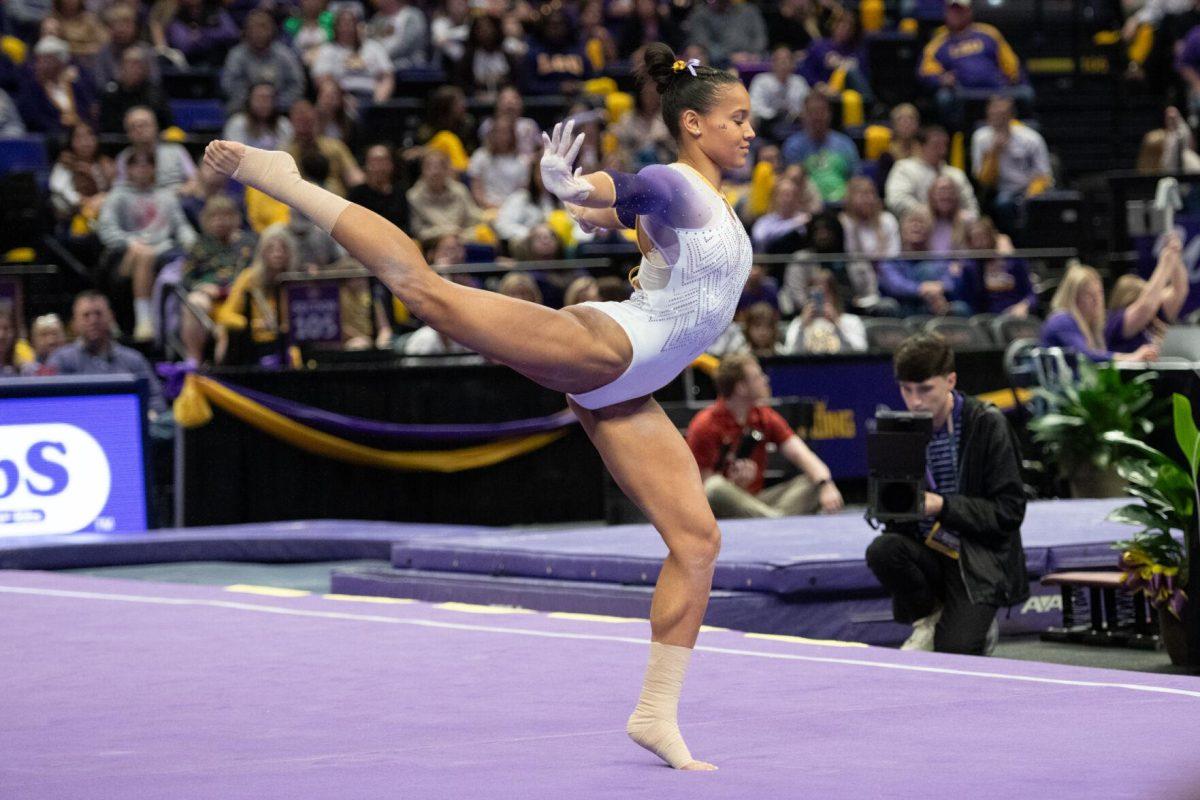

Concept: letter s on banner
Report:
left=0, top=424, right=112, bottom=536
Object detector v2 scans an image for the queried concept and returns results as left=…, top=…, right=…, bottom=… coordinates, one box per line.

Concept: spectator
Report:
left=563, top=276, right=600, bottom=306
left=879, top=206, right=972, bottom=317
left=839, top=176, right=900, bottom=314
left=927, top=175, right=972, bottom=254
left=964, top=217, right=1035, bottom=317
left=287, top=213, right=344, bottom=273
left=99, top=44, right=172, bottom=133
left=222, top=82, right=294, bottom=150
left=315, top=80, right=358, bottom=144
left=751, top=176, right=811, bottom=253
left=97, top=149, right=198, bottom=339
left=885, top=125, right=978, bottom=220
left=783, top=268, right=868, bottom=354
left=612, top=81, right=677, bottom=171
left=47, top=291, right=167, bottom=414
left=738, top=264, right=781, bottom=313
left=50, top=0, right=106, bottom=65
left=28, top=312, right=67, bottom=371
left=467, top=116, right=532, bottom=210
left=285, top=0, right=332, bottom=68
left=683, top=0, right=767, bottom=68
left=742, top=301, right=782, bottom=357
left=49, top=122, right=114, bottom=232
left=782, top=92, right=859, bottom=202
left=178, top=195, right=257, bottom=364
left=918, top=0, right=1029, bottom=129
left=0, top=305, right=29, bottom=376
left=345, top=145, right=409, bottom=231
left=800, top=10, right=872, bottom=104
left=458, top=13, right=517, bottom=97
left=15, top=35, right=96, bottom=135
left=312, top=5, right=394, bottom=104
left=970, top=95, right=1052, bottom=231
left=478, top=85, right=541, bottom=156
left=220, top=10, right=305, bottom=115
left=1105, top=233, right=1189, bottom=353
left=494, top=160, right=555, bottom=246
left=1040, top=263, right=1160, bottom=362
left=179, top=160, right=246, bottom=229
left=596, top=275, right=632, bottom=303
left=214, top=223, right=296, bottom=363
left=618, top=0, right=682, bottom=60
left=430, top=0, right=470, bottom=73
left=366, top=0, right=428, bottom=69
left=866, top=332, right=1028, bottom=654
left=779, top=209, right=844, bottom=316
left=520, top=9, right=593, bottom=97
left=416, top=84, right=477, bottom=157
left=406, top=148, right=482, bottom=241
left=579, top=0, right=617, bottom=70
left=876, top=102, right=921, bottom=192
left=286, top=99, right=363, bottom=196
left=116, top=106, right=196, bottom=190
left=687, top=353, right=844, bottom=518
left=1175, top=22, right=1200, bottom=125
left=496, top=271, right=543, bottom=304
left=748, top=46, right=809, bottom=138
left=763, top=0, right=829, bottom=52
left=1136, top=106, right=1200, bottom=173
left=166, top=0, right=239, bottom=69
left=4, top=0, right=52, bottom=45
left=93, top=3, right=150, bottom=90
left=0, top=89, right=26, bottom=137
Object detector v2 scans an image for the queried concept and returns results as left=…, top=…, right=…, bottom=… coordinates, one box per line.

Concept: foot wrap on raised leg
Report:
left=232, top=146, right=350, bottom=234
left=626, top=642, right=697, bottom=769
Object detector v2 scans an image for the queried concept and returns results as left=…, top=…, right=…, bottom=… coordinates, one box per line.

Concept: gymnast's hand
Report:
left=540, top=119, right=592, bottom=204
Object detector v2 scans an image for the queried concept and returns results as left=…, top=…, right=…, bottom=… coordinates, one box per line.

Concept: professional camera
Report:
left=867, top=410, right=933, bottom=523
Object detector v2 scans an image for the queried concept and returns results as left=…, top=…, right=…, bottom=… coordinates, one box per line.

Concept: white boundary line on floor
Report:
left=3, top=583, right=1199, bottom=700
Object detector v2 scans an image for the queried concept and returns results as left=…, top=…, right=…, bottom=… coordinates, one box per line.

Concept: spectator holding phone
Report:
left=686, top=353, right=844, bottom=518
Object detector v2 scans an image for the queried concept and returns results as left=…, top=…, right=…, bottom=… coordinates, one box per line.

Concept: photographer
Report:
left=686, top=354, right=844, bottom=519
left=865, top=334, right=1028, bottom=655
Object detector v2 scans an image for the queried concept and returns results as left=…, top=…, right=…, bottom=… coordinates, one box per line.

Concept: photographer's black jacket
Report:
left=888, top=395, right=1030, bottom=607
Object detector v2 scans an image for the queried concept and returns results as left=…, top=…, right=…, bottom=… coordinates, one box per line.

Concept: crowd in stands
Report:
left=0, top=0, right=1196, bottom=376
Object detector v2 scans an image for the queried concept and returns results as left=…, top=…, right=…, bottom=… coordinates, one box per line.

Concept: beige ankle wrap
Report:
left=233, top=146, right=350, bottom=234
left=626, top=642, right=696, bottom=769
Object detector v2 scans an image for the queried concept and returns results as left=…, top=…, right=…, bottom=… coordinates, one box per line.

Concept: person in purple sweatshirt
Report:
left=964, top=217, right=1036, bottom=316
left=1040, top=263, right=1159, bottom=362
left=166, top=0, right=239, bottom=69
left=799, top=11, right=873, bottom=106
left=1105, top=232, right=1190, bottom=353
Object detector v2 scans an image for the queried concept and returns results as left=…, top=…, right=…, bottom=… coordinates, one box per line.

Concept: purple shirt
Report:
left=1176, top=25, right=1200, bottom=74
left=1104, top=307, right=1158, bottom=353
left=800, top=38, right=868, bottom=86
left=1039, top=311, right=1111, bottom=362
left=976, top=257, right=1035, bottom=315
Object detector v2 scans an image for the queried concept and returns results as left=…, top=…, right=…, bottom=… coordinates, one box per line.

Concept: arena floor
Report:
left=4, top=569, right=1199, bottom=800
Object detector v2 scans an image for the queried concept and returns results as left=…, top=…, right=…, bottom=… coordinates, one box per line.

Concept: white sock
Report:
left=134, top=299, right=152, bottom=329
left=232, top=146, right=350, bottom=234
left=626, top=642, right=696, bottom=768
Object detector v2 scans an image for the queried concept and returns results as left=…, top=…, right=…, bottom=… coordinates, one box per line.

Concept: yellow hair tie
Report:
left=672, top=58, right=700, bottom=76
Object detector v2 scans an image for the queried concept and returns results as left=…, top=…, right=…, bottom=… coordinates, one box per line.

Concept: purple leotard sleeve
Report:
left=604, top=164, right=713, bottom=230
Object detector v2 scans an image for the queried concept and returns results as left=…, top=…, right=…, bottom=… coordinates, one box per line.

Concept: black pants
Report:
left=865, top=532, right=998, bottom=655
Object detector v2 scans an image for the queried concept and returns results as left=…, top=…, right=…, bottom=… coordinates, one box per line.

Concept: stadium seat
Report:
left=0, top=135, right=48, bottom=176
left=923, top=317, right=993, bottom=350
left=903, top=314, right=932, bottom=332
left=863, top=317, right=909, bottom=352
left=169, top=99, right=226, bottom=133
left=991, top=313, right=1043, bottom=346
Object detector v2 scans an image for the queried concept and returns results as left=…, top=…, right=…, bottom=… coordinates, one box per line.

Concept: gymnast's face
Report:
left=690, top=83, right=755, bottom=170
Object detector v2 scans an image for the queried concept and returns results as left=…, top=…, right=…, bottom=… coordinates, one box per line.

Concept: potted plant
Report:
left=1104, top=394, right=1200, bottom=666
left=1028, top=360, right=1160, bottom=497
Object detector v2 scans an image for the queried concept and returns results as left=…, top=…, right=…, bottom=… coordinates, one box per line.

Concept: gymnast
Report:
left=203, top=42, right=754, bottom=771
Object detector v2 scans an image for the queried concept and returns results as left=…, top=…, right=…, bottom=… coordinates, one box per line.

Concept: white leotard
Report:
left=568, top=163, right=753, bottom=410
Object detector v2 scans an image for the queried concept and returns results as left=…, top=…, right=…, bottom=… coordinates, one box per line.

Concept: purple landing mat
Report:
left=329, top=568, right=1063, bottom=646
left=0, top=519, right=489, bottom=570
left=391, top=498, right=1132, bottom=596
left=3, top=570, right=1199, bottom=800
